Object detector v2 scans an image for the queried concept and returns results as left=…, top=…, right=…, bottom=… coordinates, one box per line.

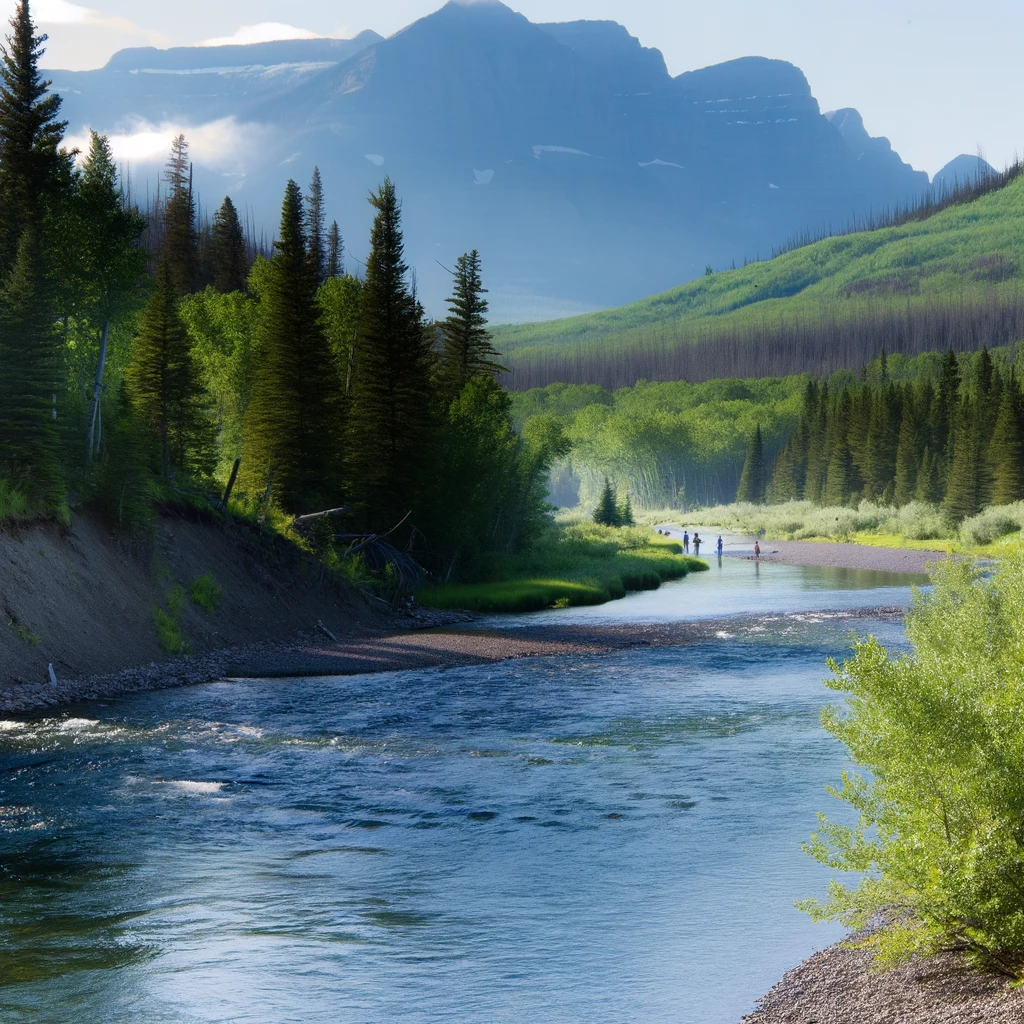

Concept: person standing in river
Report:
left=754, top=540, right=761, bottom=559
left=693, top=533, right=701, bottom=556
left=717, top=536, right=724, bottom=557
left=683, top=530, right=690, bottom=554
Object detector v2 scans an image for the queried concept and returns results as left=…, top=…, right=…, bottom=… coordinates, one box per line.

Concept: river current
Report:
left=0, top=553, right=923, bottom=1023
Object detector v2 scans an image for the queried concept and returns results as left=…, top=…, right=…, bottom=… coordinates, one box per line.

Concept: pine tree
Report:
left=915, top=447, right=941, bottom=504
left=736, top=424, right=766, bottom=503
left=865, top=385, right=899, bottom=501
left=803, top=382, right=827, bottom=504
left=593, top=478, right=619, bottom=527
left=935, top=349, right=961, bottom=480
left=243, top=180, right=342, bottom=512
left=987, top=377, right=1024, bottom=506
left=823, top=392, right=855, bottom=506
left=327, top=220, right=343, bottom=278
left=943, top=404, right=981, bottom=524
left=0, top=0, right=67, bottom=277
left=440, top=250, right=504, bottom=396
left=209, top=196, right=248, bottom=293
left=347, top=178, right=434, bottom=530
left=0, top=224, right=62, bottom=503
left=161, top=134, right=196, bottom=295
left=619, top=492, right=635, bottom=526
left=125, top=260, right=213, bottom=479
left=893, top=401, right=919, bottom=506
left=306, top=166, right=326, bottom=286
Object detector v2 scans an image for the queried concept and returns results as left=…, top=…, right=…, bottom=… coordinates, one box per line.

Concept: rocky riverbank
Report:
left=742, top=936, right=1023, bottom=1023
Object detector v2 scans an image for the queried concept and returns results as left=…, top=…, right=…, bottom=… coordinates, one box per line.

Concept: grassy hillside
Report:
left=496, top=172, right=1024, bottom=388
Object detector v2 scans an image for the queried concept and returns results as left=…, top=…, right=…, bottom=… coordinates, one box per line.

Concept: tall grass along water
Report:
left=0, top=560, right=919, bottom=1023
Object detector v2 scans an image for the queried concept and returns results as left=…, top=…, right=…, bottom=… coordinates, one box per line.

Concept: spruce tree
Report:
left=736, top=425, right=766, bottom=503
left=943, top=405, right=981, bottom=524
left=987, top=378, right=1024, bottom=506
left=210, top=196, right=248, bottom=294
left=0, top=0, right=67, bottom=277
left=823, top=392, right=855, bottom=506
left=346, top=178, right=435, bottom=531
left=0, top=224, right=62, bottom=504
left=440, top=250, right=504, bottom=396
left=327, top=220, right=343, bottom=278
left=893, top=402, right=919, bottom=506
left=306, top=166, right=326, bottom=286
left=619, top=492, right=635, bottom=526
left=864, top=385, right=899, bottom=501
left=126, top=260, right=213, bottom=479
left=243, top=180, right=342, bottom=512
left=161, top=134, right=196, bottom=295
left=593, top=478, right=619, bottom=527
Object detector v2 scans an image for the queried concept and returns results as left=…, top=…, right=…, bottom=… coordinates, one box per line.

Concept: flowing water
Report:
left=0, top=556, right=924, bottom=1023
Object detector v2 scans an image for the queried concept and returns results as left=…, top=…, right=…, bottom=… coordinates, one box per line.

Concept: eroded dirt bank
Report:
left=0, top=511, right=399, bottom=709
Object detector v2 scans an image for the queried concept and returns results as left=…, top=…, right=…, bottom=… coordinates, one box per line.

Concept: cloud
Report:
left=35, top=0, right=90, bottom=24
left=67, top=117, right=274, bottom=173
left=200, top=22, right=322, bottom=47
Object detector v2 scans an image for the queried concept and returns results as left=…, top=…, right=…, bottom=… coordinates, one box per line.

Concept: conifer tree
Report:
left=943, top=405, right=981, bottom=524
left=0, top=0, right=67, bottom=277
left=619, top=492, right=635, bottom=526
left=893, top=402, right=919, bottom=506
left=327, top=220, right=343, bottom=278
left=823, top=392, right=855, bottom=506
left=244, top=180, right=342, bottom=512
left=865, top=385, right=899, bottom=501
left=440, top=250, right=504, bottom=396
left=987, top=378, right=1024, bottom=506
left=126, top=260, right=213, bottom=479
left=346, top=178, right=435, bottom=530
left=209, top=196, right=248, bottom=294
left=736, top=424, right=766, bottom=503
left=306, top=166, right=326, bottom=286
left=593, top=478, right=619, bottom=527
left=916, top=448, right=941, bottom=504
left=0, top=224, right=62, bottom=503
left=161, top=134, right=196, bottom=295
left=803, top=382, right=827, bottom=504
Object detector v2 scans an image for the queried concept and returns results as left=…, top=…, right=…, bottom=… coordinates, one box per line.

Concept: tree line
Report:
left=0, top=1, right=566, bottom=581
left=744, top=347, right=1024, bottom=522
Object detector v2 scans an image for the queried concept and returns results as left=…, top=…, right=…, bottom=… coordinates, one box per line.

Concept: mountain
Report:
left=493, top=168, right=1024, bottom=387
left=48, top=1, right=934, bottom=320
left=933, top=154, right=997, bottom=190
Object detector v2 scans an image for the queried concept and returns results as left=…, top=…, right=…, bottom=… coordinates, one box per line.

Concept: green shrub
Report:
left=7, top=618, right=40, bottom=646
left=0, top=480, right=30, bottom=522
left=189, top=573, right=223, bottom=613
left=800, top=556, right=1024, bottom=976
left=960, top=502, right=1024, bottom=547
left=152, top=604, right=190, bottom=655
left=166, top=585, right=187, bottom=617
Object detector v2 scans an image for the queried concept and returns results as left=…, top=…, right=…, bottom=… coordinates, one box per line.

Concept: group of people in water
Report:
left=657, top=529, right=762, bottom=560
left=678, top=530, right=724, bottom=557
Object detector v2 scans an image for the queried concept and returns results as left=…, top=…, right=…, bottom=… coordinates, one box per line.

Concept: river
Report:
left=0, top=553, right=924, bottom=1023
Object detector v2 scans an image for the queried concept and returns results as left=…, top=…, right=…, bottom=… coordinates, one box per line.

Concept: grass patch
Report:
left=189, top=573, right=223, bottom=613
left=152, top=585, right=190, bottom=655
left=7, top=618, right=40, bottom=647
left=418, top=518, right=708, bottom=613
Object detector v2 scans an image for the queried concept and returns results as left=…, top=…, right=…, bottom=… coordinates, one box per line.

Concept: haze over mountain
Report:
left=49, top=0, right=954, bottom=320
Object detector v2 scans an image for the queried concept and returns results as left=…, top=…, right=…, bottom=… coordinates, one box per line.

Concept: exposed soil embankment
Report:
left=0, top=511, right=405, bottom=711
left=742, top=938, right=1023, bottom=1023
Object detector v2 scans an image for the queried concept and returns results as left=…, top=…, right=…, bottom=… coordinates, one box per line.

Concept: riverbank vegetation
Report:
left=417, top=519, right=706, bottom=613
left=801, top=556, right=1024, bottom=978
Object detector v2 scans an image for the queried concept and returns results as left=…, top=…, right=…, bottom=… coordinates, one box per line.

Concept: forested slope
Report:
left=497, top=168, right=1024, bottom=388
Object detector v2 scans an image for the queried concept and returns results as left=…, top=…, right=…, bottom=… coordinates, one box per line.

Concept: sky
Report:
left=5, top=0, right=1022, bottom=176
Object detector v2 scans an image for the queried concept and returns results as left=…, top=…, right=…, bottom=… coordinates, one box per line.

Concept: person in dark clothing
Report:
left=693, top=533, right=701, bottom=556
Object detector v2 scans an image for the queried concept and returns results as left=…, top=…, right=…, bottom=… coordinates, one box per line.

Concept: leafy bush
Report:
left=189, top=573, right=223, bottom=613
left=0, top=479, right=29, bottom=522
left=152, top=605, right=189, bottom=655
left=7, top=618, right=40, bottom=646
left=801, top=556, right=1024, bottom=976
left=960, top=502, right=1024, bottom=547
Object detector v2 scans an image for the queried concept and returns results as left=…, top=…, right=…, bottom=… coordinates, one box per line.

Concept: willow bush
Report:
left=802, top=556, right=1024, bottom=976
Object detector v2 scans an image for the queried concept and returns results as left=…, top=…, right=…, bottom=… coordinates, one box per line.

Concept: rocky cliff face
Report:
left=50, top=1, right=935, bottom=320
